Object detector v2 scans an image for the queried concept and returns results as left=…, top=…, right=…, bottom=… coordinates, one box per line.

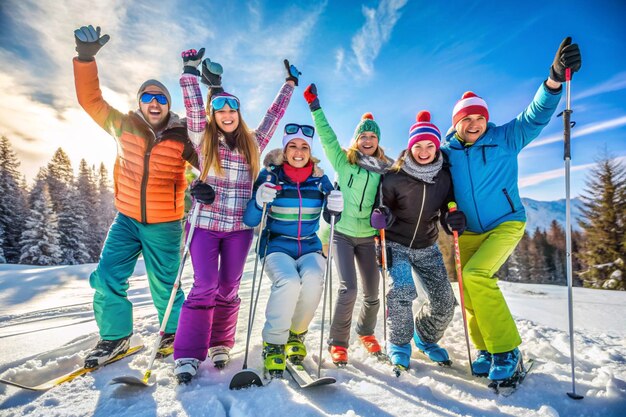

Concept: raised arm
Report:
left=180, top=48, right=207, bottom=150
left=304, top=84, right=350, bottom=171
left=254, top=60, right=299, bottom=152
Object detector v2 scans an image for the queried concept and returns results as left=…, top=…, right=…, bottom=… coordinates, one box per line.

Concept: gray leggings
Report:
left=328, top=231, right=381, bottom=348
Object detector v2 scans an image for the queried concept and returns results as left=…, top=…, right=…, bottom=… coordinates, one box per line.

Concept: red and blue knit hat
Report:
left=452, top=91, right=489, bottom=127
left=408, top=111, right=441, bottom=150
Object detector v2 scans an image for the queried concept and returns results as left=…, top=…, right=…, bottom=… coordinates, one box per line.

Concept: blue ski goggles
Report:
left=284, top=123, right=315, bottom=138
left=211, top=96, right=240, bottom=111
left=140, top=93, right=168, bottom=105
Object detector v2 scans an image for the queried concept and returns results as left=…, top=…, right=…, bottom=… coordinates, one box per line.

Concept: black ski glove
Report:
left=74, top=25, right=110, bottom=62
left=190, top=180, right=215, bottom=205
left=549, top=37, right=582, bottom=83
left=304, top=84, right=321, bottom=112
left=443, top=210, right=467, bottom=235
left=201, top=58, right=223, bottom=88
left=181, top=48, right=205, bottom=76
left=284, top=59, right=301, bottom=86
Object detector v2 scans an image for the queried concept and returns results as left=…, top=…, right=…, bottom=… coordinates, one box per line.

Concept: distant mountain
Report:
left=521, top=197, right=584, bottom=233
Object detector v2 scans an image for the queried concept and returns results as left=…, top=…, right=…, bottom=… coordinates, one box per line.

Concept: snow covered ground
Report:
left=0, top=254, right=625, bottom=417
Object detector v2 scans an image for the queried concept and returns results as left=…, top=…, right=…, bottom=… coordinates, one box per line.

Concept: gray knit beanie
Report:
left=137, top=79, right=171, bottom=106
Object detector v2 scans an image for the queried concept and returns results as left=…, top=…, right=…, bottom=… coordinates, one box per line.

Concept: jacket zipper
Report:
left=409, top=183, right=426, bottom=248
left=502, top=188, right=515, bottom=213
left=141, top=141, right=155, bottom=224
left=465, top=147, right=484, bottom=232
left=359, top=170, right=370, bottom=212
left=297, top=182, right=302, bottom=257
left=174, top=183, right=177, bottom=211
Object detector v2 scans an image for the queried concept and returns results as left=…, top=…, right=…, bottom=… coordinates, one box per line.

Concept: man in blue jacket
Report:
left=441, top=37, right=581, bottom=382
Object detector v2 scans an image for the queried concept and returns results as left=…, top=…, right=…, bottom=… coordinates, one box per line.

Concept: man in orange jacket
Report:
left=72, top=25, right=207, bottom=368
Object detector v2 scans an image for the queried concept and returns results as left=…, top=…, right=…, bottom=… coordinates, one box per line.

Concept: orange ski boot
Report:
left=329, top=345, right=348, bottom=367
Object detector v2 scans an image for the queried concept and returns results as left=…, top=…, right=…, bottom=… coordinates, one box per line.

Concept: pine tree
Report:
left=0, top=224, right=6, bottom=263
left=577, top=155, right=626, bottom=290
left=46, top=148, right=74, bottom=213
left=0, top=136, right=27, bottom=262
left=95, top=163, right=116, bottom=253
left=546, top=220, right=566, bottom=285
left=19, top=173, right=63, bottom=265
left=76, top=159, right=100, bottom=261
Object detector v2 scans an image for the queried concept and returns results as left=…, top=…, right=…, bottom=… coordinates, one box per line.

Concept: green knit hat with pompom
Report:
left=352, top=112, right=380, bottom=143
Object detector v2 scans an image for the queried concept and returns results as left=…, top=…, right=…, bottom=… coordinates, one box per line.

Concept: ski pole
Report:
left=562, top=67, right=584, bottom=400
left=142, top=202, right=201, bottom=384
left=379, top=228, right=388, bottom=349
left=448, top=202, right=473, bottom=376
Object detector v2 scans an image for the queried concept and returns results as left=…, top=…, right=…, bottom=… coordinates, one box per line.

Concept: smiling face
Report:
left=284, top=138, right=311, bottom=168
left=139, top=87, right=169, bottom=128
left=214, top=104, right=240, bottom=133
left=357, top=132, right=379, bottom=156
left=455, top=114, right=487, bottom=144
left=410, top=140, right=437, bottom=165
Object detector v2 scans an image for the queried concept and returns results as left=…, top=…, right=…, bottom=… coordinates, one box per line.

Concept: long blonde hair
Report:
left=346, top=141, right=387, bottom=165
left=200, top=111, right=260, bottom=181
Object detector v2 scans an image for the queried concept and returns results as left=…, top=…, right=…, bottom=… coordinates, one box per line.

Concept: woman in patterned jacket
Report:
left=172, top=48, right=300, bottom=383
left=374, top=111, right=466, bottom=372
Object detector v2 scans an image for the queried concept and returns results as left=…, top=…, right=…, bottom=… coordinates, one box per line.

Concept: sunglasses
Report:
left=284, top=123, right=315, bottom=138
left=140, top=93, right=168, bottom=105
left=211, top=96, right=240, bottom=111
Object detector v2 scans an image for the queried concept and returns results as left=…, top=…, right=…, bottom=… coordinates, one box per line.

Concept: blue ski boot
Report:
left=472, top=350, right=492, bottom=377
left=387, top=342, right=411, bottom=376
left=489, top=348, right=521, bottom=381
left=413, top=332, right=451, bottom=366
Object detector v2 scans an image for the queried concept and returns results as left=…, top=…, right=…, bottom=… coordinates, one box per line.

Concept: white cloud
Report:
left=573, top=71, right=626, bottom=101
left=345, top=0, right=408, bottom=78
left=527, top=115, right=626, bottom=149
left=520, top=155, right=626, bottom=188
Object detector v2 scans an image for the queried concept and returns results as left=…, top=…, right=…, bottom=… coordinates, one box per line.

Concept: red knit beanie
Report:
left=452, top=91, right=489, bottom=127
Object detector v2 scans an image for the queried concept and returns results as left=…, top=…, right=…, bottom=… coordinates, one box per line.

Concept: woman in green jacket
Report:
left=304, top=84, right=393, bottom=365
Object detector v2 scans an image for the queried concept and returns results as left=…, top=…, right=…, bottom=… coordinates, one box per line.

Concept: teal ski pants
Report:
left=90, top=212, right=184, bottom=340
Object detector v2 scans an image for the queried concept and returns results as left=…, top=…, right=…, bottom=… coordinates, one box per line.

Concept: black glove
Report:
left=181, top=48, right=205, bottom=76
left=201, top=58, right=223, bottom=88
left=190, top=180, right=215, bottom=205
left=549, top=37, right=582, bottom=83
left=304, top=84, right=321, bottom=112
left=284, top=59, right=301, bottom=86
left=443, top=210, right=466, bottom=235
left=74, top=25, right=110, bottom=62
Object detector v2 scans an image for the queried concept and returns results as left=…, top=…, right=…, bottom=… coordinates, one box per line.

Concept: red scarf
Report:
left=283, top=161, right=313, bottom=183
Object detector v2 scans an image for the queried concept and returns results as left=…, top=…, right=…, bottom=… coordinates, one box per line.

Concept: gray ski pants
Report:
left=386, top=241, right=455, bottom=346
left=328, top=231, right=381, bottom=348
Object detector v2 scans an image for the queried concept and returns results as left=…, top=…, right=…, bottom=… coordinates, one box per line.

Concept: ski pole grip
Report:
left=566, top=67, right=571, bottom=82
left=448, top=201, right=457, bottom=212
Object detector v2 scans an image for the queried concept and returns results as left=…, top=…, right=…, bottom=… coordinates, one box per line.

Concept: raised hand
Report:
left=304, top=83, right=320, bottom=111
left=201, top=58, right=223, bottom=88
left=284, top=59, right=301, bottom=86
left=181, top=48, right=205, bottom=76
left=74, top=25, right=110, bottom=61
left=550, top=37, right=582, bottom=82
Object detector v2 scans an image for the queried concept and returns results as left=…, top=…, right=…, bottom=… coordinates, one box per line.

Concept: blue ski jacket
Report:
left=441, top=82, right=562, bottom=233
left=243, top=149, right=334, bottom=259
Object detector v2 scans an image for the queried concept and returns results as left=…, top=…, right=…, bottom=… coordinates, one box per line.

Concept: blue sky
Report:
left=0, top=0, right=625, bottom=201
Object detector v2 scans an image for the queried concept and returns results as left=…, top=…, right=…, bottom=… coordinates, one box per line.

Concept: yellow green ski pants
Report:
left=459, top=221, right=525, bottom=353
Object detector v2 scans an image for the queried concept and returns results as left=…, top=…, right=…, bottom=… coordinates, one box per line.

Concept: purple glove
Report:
left=370, top=207, right=390, bottom=229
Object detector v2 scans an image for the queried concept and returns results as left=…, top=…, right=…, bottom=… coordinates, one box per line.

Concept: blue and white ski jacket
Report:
left=243, top=149, right=334, bottom=259
left=441, top=82, right=562, bottom=233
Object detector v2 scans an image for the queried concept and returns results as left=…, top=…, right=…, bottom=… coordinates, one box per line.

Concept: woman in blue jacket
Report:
left=243, top=124, right=343, bottom=378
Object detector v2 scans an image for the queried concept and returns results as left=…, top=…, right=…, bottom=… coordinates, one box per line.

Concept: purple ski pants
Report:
left=173, top=228, right=253, bottom=360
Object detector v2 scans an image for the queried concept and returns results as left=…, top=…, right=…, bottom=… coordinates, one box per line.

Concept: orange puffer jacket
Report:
left=73, top=58, right=197, bottom=224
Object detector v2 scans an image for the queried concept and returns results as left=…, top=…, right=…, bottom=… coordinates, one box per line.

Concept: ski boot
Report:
left=156, top=333, right=175, bottom=358
left=387, top=342, right=411, bottom=377
left=209, top=346, right=231, bottom=369
left=174, top=358, right=200, bottom=384
left=489, top=348, right=521, bottom=381
left=413, top=332, right=451, bottom=366
left=84, top=335, right=131, bottom=368
left=286, top=330, right=307, bottom=364
left=329, top=345, right=348, bottom=367
left=472, top=350, right=492, bottom=377
left=263, top=342, right=286, bottom=378
left=359, top=334, right=390, bottom=363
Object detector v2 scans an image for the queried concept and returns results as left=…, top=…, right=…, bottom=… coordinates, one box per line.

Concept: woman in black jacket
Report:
left=372, top=111, right=466, bottom=371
